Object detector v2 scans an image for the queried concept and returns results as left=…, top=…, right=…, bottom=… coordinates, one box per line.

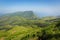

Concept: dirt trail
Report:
left=0, top=37, right=5, bottom=40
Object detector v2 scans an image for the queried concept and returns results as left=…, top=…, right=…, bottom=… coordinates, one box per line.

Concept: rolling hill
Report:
left=0, top=11, right=39, bottom=30
left=0, top=11, right=60, bottom=40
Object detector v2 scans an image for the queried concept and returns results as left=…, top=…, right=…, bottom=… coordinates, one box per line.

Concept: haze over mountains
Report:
left=0, top=0, right=60, bottom=18
left=0, top=11, right=38, bottom=19
left=0, top=11, right=60, bottom=18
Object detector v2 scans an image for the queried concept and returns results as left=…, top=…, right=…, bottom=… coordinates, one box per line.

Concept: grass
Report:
left=0, top=26, right=42, bottom=40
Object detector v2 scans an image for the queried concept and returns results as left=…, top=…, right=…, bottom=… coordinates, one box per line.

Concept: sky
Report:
left=0, top=0, right=60, bottom=17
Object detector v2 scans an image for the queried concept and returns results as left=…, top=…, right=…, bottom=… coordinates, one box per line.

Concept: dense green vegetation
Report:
left=0, top=11, right=60, bottom=40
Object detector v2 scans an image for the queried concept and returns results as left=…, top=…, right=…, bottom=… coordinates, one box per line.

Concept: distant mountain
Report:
left=1, top=11, right=37, bottom=19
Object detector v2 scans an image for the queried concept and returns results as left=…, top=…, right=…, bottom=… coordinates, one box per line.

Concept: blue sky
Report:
left=0, top=0, right=60, bottom=17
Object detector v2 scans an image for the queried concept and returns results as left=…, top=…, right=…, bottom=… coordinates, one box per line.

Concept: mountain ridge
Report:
left=0, top=11, right=38, bottom=19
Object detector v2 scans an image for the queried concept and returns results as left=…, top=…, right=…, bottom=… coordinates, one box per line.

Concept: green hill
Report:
left=1, top=11, right=37, bottom=19
left=0, top=11, right=60, bottom=40
left=0, top=11, right=39, bottom=30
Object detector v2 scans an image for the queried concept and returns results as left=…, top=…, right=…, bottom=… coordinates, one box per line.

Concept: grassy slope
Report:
left=0, top=26, right=42, bottom=40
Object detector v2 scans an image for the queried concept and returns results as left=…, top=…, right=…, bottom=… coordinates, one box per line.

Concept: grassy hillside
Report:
left=0, top=11, right=60, bottom=40
left=0, top=26, right=42, bottom=40
left=0, top=24, right=60, bottom=40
